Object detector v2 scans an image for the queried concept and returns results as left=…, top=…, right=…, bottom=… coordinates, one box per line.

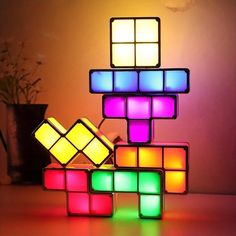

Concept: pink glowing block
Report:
left=67, top=192, right=90, bottom=215
left=66, top=170, right=88, bottom=192
left=152, top=97, right=176, bottom=118
left=67, top=192, right=113, bottom=216
left=104, top=96, right=126, bottom=118
left=128, top=120, right=152, bottom=143
left=127, top=97, right=151, bottom=119
left=44, top=165, right=65, bottom=190
left=90, top=194, right=113, bottom=216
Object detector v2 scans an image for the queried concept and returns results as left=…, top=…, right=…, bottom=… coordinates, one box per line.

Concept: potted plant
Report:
left=0, top=41, right=50, bottom=183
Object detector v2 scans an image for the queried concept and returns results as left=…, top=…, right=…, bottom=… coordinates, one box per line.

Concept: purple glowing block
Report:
left=152, top=97, right=176, bottom=118
left=103, top=96, right=126, bottom=118
left=128, top=120, right=152, bottom=143
left=127, top=97, right=151, bottom=119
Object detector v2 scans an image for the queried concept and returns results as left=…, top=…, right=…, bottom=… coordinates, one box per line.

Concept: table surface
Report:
left=0, top=185, right=236, bottom=236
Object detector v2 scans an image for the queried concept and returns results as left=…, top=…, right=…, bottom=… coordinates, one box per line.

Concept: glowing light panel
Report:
left=111, top=17, right=160, bottom=68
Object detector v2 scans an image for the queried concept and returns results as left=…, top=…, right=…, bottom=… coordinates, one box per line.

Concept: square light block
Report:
left=127, top=97, right=151, bottom=119
left=67, top=192, right=90, bottom=215
left=115, top=146, right=137, bottom=167
left=43, top=163, right=65, bottom=191
left=114, top=171, right=137, bottom=192
left=165, top=171, right=186, bottom=194
left=139, top=147, right=162, bottom=168
left=103, top=96, right=126, bottom=118
left=90, top=194, right=113, bottom=216
left=91, top=170, right=114, bottom=192
left=128, top=120, right=152, bottom=143
left=139, top=172, right=161, bottom=194
left=139, top=71, right=163, bottom=92
left=110, top=17, right=160, bottom=68
left=139, top=195, right=162, bottom=219
left=114, top=71, right=138, bottom=92
left=152, top=96, right=177, bottom=118
left=66, top=169, right=88, bottom=192
left=90, top=71, right=113, bottom=93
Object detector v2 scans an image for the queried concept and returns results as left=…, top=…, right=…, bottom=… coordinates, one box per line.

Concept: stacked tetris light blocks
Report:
left=90, top=17, right=190, bottom=195
left=33, top=17, right=190, bottom=219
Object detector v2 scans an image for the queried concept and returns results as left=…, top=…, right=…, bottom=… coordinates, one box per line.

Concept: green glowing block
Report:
left=114, top=171, right=137, bottom=192
left=139, top=195, right=162, bottom=218
left=91, top=171, right=113, bottom=191
left=139, top=172, right=161, bottom=194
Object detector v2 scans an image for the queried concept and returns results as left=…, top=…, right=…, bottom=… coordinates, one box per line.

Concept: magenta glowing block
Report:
left=66, top=170, right=88, bottom=192
left=127, top=97, right=151, bottom=119
left=90, top=194, right=113, bottom=216
left=152, top=96, right=176, bottom=118
left=128, top=120, right=151, bottom=143
left=103, top=96, right=126, bottom=118
left=44, top=168, right=65, bottom=190
left=67, top=192, right=90, bottom=215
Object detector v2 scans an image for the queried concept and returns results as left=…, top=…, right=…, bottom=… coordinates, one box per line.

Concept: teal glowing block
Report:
left=165, top=70, right=189, bottom=92
left=114, top=71, right=138, bottom=92
left=90, top=71, right=113, bottom=93
left=114, top=171, right=137, bottom=192
left=91, top=171, right=113, bottom=192
left=139, top=172, right=161, bottom=194
left=139, top=195, right=162, bottom=218
left=139, top=71, right=163, bottom=92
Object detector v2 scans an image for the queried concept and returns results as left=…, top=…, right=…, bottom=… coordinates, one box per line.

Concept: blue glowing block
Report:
left=165, top=70, right=189, bottom=92
left=89, top=69, right=189, bottom=94
left=139, top=71, right=163, bottom=92
left=90, top=71, right=113, bottom=92
left=114, top=71, right=138, bottom=92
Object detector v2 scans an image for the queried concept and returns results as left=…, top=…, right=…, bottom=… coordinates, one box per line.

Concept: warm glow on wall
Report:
left=110, top=17, right=160, bottom=68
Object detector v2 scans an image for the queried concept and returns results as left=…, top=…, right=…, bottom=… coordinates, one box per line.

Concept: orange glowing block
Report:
left=164, top=147, right=186, bottom=170
left=115, top=146, right=137, bottom=167
left=139, top=147, right=162, bottom=168
left=165, top=171, right=186, bottom=193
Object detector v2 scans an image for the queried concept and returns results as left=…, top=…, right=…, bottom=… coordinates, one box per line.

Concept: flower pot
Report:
left=6, top=104, right=50, bottom=184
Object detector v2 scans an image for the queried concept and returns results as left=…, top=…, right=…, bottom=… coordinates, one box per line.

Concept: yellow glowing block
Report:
left=139, top=147, right=162, bottom=168
left=50, top=137, right=78, bottom=165
left=112, top=19, right=134, bottom=42
left=83, top=138, right=109, bottom=165
left=48, top=117, right=67, bottom=134
left=136, top=43, right=159, bottom=66
left=112, top=44, right=134, bottom=67
left=164, top=148, right=186, bottom=170
left=34, top=123, right=60, bottom=150
left=110, top=17, right=160, bottom=68
left=165, top=171, right=186, bottom=193
left=116, top=147, right=137, bottom=167
left=136, top=19, right=159, bottom=42
left=66, top=123, right=94, bottom=150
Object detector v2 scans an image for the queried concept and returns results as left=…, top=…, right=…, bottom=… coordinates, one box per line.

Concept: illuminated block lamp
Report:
left=110, top=17, right=160, bottom=68
left=90, top=168, right=163, bottom=219
left=33, top=117, right=114, bottom=167
left=114, top=143, right=189, bottom=194
left=89, top=69, right=189, bottom=94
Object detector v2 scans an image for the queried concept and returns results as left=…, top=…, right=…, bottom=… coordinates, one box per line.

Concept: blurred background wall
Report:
left=0, top=0, right=236, bottom=194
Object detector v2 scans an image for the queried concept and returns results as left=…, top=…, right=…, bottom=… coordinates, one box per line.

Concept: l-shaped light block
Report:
left=33, top=118, right=114, bottom=167
left=114, top=142, right=189, bottom=194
